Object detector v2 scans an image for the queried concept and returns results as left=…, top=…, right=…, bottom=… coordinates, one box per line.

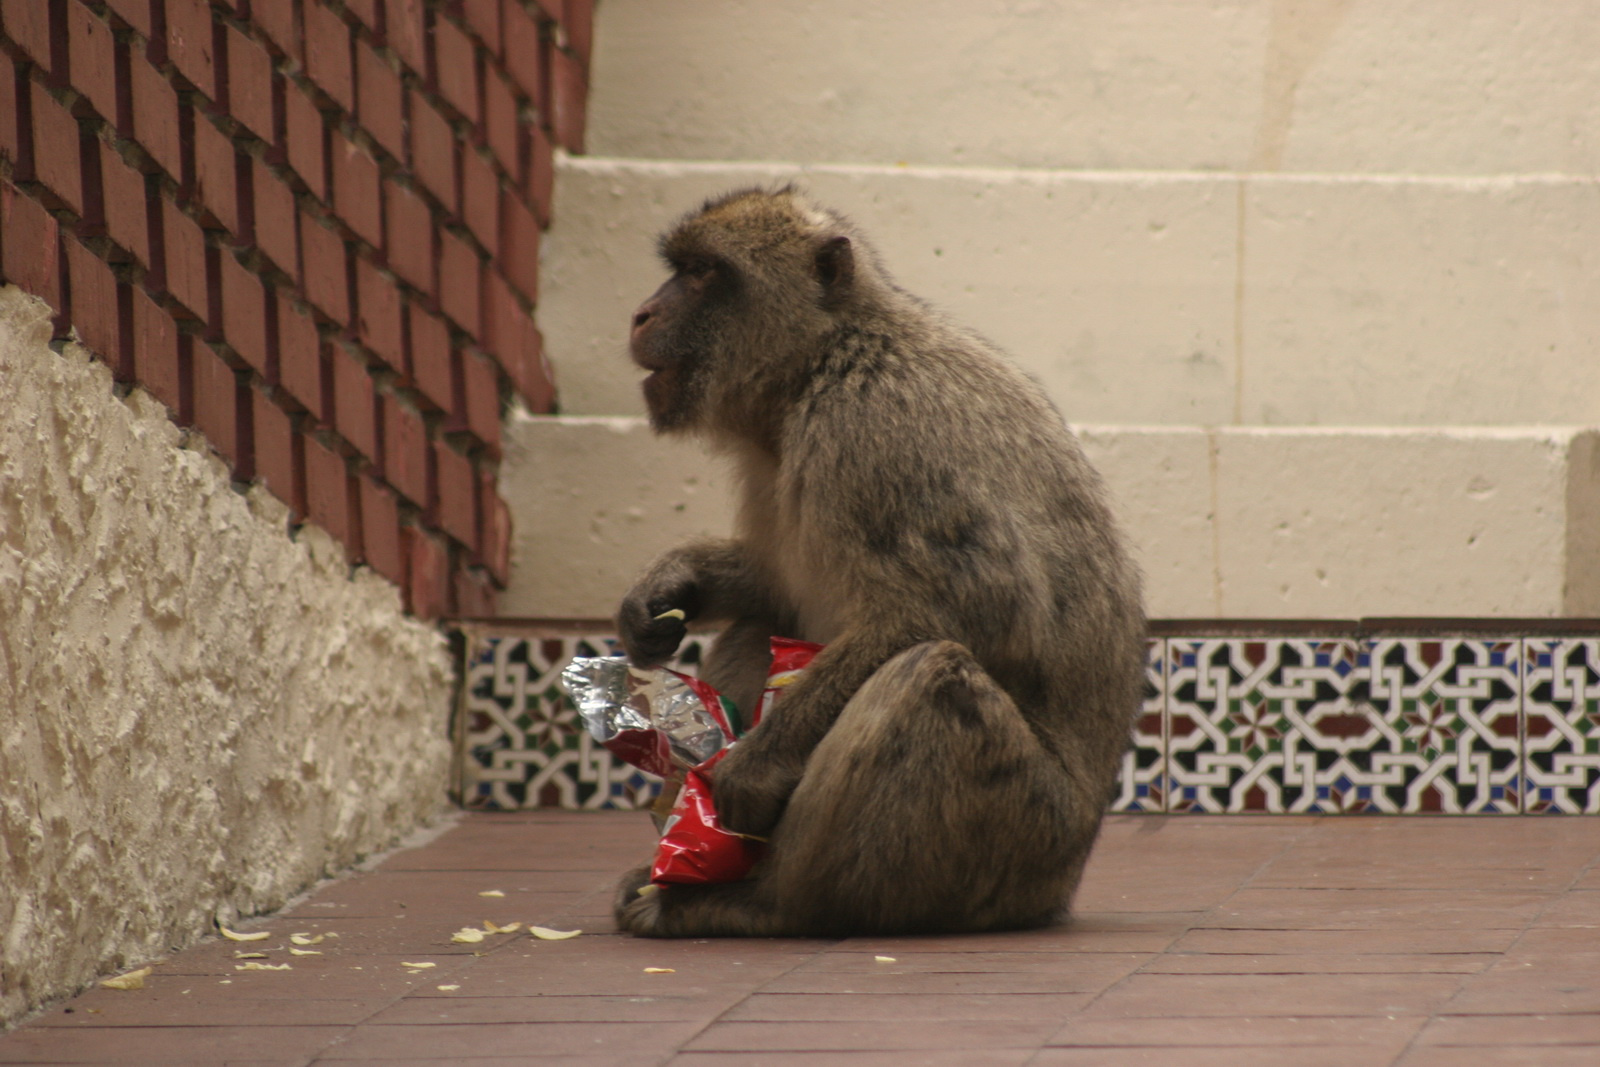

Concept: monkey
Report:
left=612, top=186, right=1146, bottom=938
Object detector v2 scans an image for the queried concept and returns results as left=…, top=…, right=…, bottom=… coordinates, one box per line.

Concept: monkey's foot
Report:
left=615, top=880, right=670, bottom=937
left=612, top=864, right=655, bottom=928
left=614, top=877, right=781, bottom=938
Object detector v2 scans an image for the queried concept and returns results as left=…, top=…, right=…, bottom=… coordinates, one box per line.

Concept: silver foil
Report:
left=561, top=657, right=729, bottom=771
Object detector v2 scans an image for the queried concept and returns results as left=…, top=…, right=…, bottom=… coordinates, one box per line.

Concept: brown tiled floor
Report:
left=5, top=813, right=1600, bottom=1065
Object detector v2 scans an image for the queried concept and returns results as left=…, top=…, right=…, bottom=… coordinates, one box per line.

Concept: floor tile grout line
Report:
left=11, top=813, right=1600, bottom=1062
left=1134, top=816, right=1318, bottom=968
left=1308, top=806, right=1579, bottom=1067
left=664, top=936, right=849, bottom=1053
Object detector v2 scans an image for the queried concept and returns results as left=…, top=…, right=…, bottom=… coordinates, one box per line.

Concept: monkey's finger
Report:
left=624, top=620, right=689, bottom=666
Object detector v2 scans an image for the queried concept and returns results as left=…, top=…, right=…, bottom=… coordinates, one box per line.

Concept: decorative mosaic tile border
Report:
left=452, top=622, right=1600, bottom=815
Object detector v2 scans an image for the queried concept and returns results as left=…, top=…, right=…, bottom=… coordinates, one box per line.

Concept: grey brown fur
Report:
left=614, top=187, right=1146, bottom=938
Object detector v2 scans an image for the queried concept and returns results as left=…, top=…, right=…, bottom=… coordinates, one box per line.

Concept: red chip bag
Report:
left=757, top=637, right=825, bottom=723
left=650, top=749, right=764, bottom=884
left=564, top=638, right=826, bottom=887
left=648, top=638, right=823, bottom=886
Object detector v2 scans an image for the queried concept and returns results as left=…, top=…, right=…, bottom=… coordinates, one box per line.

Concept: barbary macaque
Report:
left=613, top=187, right=1145, bottom=937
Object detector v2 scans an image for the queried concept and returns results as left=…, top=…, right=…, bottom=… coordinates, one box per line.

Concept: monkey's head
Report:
left=629, top=187, right=876, bottom=440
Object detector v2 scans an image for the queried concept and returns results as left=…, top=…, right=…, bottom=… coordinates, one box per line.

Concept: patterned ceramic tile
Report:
left=1363, top=637, right=1521, bottom=814
left=1163, top=636, right=1523, bottom=814
left=1111, top=637, right=1166, bottom=813
left=453, top=625, right=1600, bottom=816
left=1521, top=638, right=1600, bottom=814
left=455, top=631, right=713, bottom=811
left=1165, top=638, right=1370, bottom=813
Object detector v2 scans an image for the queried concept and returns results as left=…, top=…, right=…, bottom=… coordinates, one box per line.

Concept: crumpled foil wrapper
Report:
left=561, top=657, right=728, bottom=774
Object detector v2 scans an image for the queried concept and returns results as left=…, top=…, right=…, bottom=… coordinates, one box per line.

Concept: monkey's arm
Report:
left=616, top=538, right=782, bottom=666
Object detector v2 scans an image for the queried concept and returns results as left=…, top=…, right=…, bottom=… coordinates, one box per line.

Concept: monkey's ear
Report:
left=815, top=235, right=855, bottom=302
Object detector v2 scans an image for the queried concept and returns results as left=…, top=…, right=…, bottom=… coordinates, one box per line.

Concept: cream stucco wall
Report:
left=540, top=160, right=1600, bottom=428
left=0, top=287, right=454, bottom=1026
left=504, top=0, right=1600, bottom=622
left=502, top=415, right=1600, bottom=620
left=585, top=0, right=1600, bottom=176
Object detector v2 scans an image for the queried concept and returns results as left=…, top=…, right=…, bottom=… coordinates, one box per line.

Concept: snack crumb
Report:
left=99, top=967, right=153, bottom=991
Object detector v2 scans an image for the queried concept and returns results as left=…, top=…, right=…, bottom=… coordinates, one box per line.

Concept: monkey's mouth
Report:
left=633, top=353, right=673, bottom=384
left=630, top=348, right=669, bottom=375
left=637, top=362, right=674, bottom=401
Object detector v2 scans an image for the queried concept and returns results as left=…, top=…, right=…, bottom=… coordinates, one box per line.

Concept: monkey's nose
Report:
left=632, top=308, right=652, bottom=332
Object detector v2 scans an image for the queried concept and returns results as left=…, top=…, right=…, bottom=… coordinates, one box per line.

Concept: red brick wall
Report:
left=0, top=0, right=588, bottom=619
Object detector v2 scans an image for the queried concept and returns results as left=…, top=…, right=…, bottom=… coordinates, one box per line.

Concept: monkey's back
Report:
left=754, top=300, right=1146, bottom=797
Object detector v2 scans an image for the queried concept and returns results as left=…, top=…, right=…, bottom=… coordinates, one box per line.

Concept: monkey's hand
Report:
left=708, top=737, right=801, bottom=839
left=617, top=574, right=701, bottom=666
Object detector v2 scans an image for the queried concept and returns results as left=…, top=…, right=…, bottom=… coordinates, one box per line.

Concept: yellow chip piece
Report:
left=400, top=961, right=437, bottom=969
left=99, top=967, right=152, bottom=991
left=234, top=962, right=291, bottom=971
left=289, top=933, right=326, bottom=946
left=450, top=928, right=487, bottom=944
left=289, top=948, right=323, bottom=956
left=529, top=926, right=582, bottom=941
left=436, top=984, right=461, bottom=992
left=643, top=967, right=676, bottom=974
left=478, top=890, right=506, bottom=898
left=483, top=921, right=523, bottom=934
left=219, top=926, right=271, bottom=942
left=232, top=952, right=268, bottom=960
left=874, top=956, right=898, bottom=963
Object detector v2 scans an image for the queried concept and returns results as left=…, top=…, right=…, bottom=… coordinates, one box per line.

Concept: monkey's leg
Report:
left=616, top=640, right=1085, bottom=938
left=764, top=640, right=1084, bottom=935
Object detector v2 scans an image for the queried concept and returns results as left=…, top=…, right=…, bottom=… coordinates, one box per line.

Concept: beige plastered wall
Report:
left=0, top=287, right=454, bottom=1026
left=505, top=0, right=1600, bottom=622
left=501, top=415, right=1600, bottom=621
left=584, top=0, right=1600, bottom=176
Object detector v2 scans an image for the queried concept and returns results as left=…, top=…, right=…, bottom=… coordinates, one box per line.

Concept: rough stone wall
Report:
left=0, top=0, right=595, bottom=1026
left=0, top=286, right=454, bottom=1024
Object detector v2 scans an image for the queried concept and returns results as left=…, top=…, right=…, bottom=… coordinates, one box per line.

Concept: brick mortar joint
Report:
left=3, top=236, right=507, bottom=608
left=0, top=2, right=557, bottom=570
left=0, top=159, right=506, bottom=527
left=5, top=14, right=557, bottom=283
